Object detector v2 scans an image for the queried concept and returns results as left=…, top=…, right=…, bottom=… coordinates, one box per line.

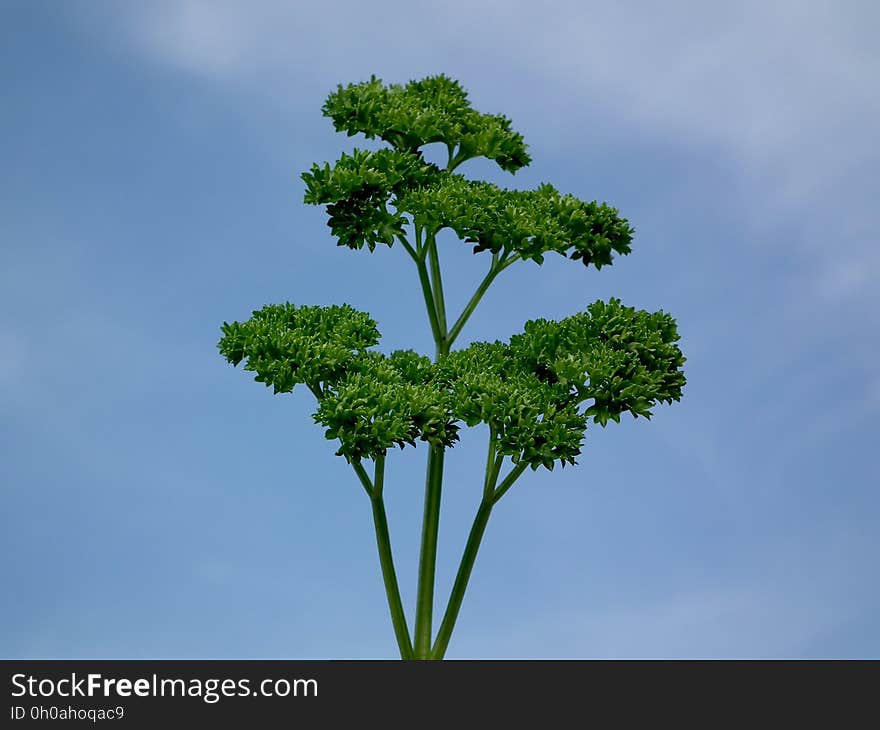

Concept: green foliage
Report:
left=218, top=73, right=688, bottom=660
left=398, top=176, right=634, bottom=267
left=303, top=74, right=634, bottom=270
left=314, top=351, right=460, bottom=461
left=219, top=299, right=685, bottom=468
left=218, top=303, right=379, bottom=394
left=322, top=74, right=531, bottom=171
left=437, top=298, right=685, bottom=468
left=302, top=148, right=438, bottom=251
left=509, top=299, right=687, bottom=426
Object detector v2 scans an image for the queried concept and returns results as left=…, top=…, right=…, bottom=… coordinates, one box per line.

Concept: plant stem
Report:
left=431, top=448, right=530, bottom=659
left=430, top=433, right=503, bottom=660
left=349, top=458, right=375, bottom=499
left=430, top=497, right=492, bottom=660
left=413, top=444, right=445, bottom=658
left=492, top=461, right=529, bottom=504
left=395, top=233, right=418, bottom=263
left=368, top=454, right=415, bottom=659
left=482, top=426, right=498, bottom=496
left=412, top=226, right=452, bottom=658
left=409, top=216, right=522, bottom=658
left=446, top=146, right=469, bottom=172
left=426, top=232, right=448, bottom=339
left=414, top=257, right=442, bottom=346
left=447, top=253, right=520, bottom=348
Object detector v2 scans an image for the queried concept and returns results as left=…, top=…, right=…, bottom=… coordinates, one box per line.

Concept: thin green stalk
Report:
left=368, top=454, right=415, bottom=659
left=482, top=427, right=497, bottom=495
left=492, top=461, right=529, bottom=504
left=349, top=458, right=374, bottom=499
left=414, top=257, right=442, bottom=346
left=426, top=232, right=448, bottom=340
left=446, top=147, right=469, bottom=172
left=488, top=452, right=504, bottom=498
left=414, top=222, right=424, bottom=258
left=413, top=444, right=445, bottom=658
left=431, top=449, right=530, bottom=658
left=447, top=253, right=520, bottom=348
left=430, top=498, right=492, bottom=660
left=482, top=427, right=504, bottom=499
left=395, top=233, right=419, bottom=263
left=412, top=210, right=517, bottom=658
left=431, top=432, right=503, bottom=659
left=412, top=220, right=451, bottom=658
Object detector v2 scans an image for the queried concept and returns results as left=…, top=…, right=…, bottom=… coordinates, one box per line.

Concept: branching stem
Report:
left=395, top=233, right=418, bottom=263
left=349, top=457, right=374, bottom=499
left=492, top=461, right=529, bottom=504
left=426, top=231, right=448, bottom=339
left=352, top=456, right=414, bottom=659
left=414, top=257, right=443, bottom=347
left=369, top=455, right=414, bottom=659
left=430, top=433, right=528, bottom=659
left=447, top=252, right=520, bottom=348
left=379, top=173, right=526, bottom=659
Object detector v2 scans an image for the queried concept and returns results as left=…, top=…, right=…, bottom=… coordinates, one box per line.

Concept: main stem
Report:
left=447, top=252, right=519, bottom=348
left=408, top=219, right=520, bottom=658
left=426, top=232, right=448, bottom=341
left=369, top=456, right=415, bottom=659
left=351, top=457, right=413, bottom=658
left=412, top=229, right=451, bottom=658
left=361, top=208, right=523, bottom=658
left=413, top=443, right=445, bottom=657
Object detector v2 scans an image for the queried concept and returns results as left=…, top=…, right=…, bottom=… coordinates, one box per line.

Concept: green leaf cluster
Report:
left=398, top=176, right=634, bottom=267
left=508, top=298, right=687, bottom=427
left=218, top=303, right=379, bottom=394
left=303, top=74, right=634, bottom=271
left=322, top=74, right=531, bottom=172
left=219, top=73, right=688, bottom=660
left=302, top=148, right=438, bottom=251
left=218, top=299, right=685, bottom=467
left=314, top=351, right=460, bottom=461
left=437, top=298, right=685, bottom=468
left=437, top=341, right=587, bottom=469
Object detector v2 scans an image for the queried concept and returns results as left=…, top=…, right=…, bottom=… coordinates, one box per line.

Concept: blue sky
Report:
left=1, top=0, right=878, bottom=659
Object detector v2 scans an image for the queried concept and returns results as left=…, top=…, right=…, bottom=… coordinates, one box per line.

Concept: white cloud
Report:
left=84, top=1, right=879, bottom=316
left=94, top=2, right=877, bottom=152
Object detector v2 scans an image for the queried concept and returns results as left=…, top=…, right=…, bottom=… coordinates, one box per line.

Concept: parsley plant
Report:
left=218, top=75, right=686, bottom=659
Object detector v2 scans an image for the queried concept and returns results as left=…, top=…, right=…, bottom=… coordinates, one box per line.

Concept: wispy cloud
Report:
left=88, top=1, right=879, bottom=318
left=31, top=1, right=874, bottom=658
left=93, top=2, right=878, bottom=162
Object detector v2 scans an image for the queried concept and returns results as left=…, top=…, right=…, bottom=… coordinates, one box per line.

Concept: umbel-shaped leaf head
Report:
left=436, top=342, right=588, bottom=469
left=435, top=299, right=685, bottom=469
left=398, top=177, right=634, bottom=267
left=321, top=74, right=531, bottom=172
left=303, top=74, right=634, bottom=271
left=219, top=300, right=685, bottom=468
left=507, top=298, right=687, bottom=428
left=217, top=303, right=380, bottom=394
left=313, top=351, right=460, bottom=461
left=302, top=148, right=438, bottom=251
